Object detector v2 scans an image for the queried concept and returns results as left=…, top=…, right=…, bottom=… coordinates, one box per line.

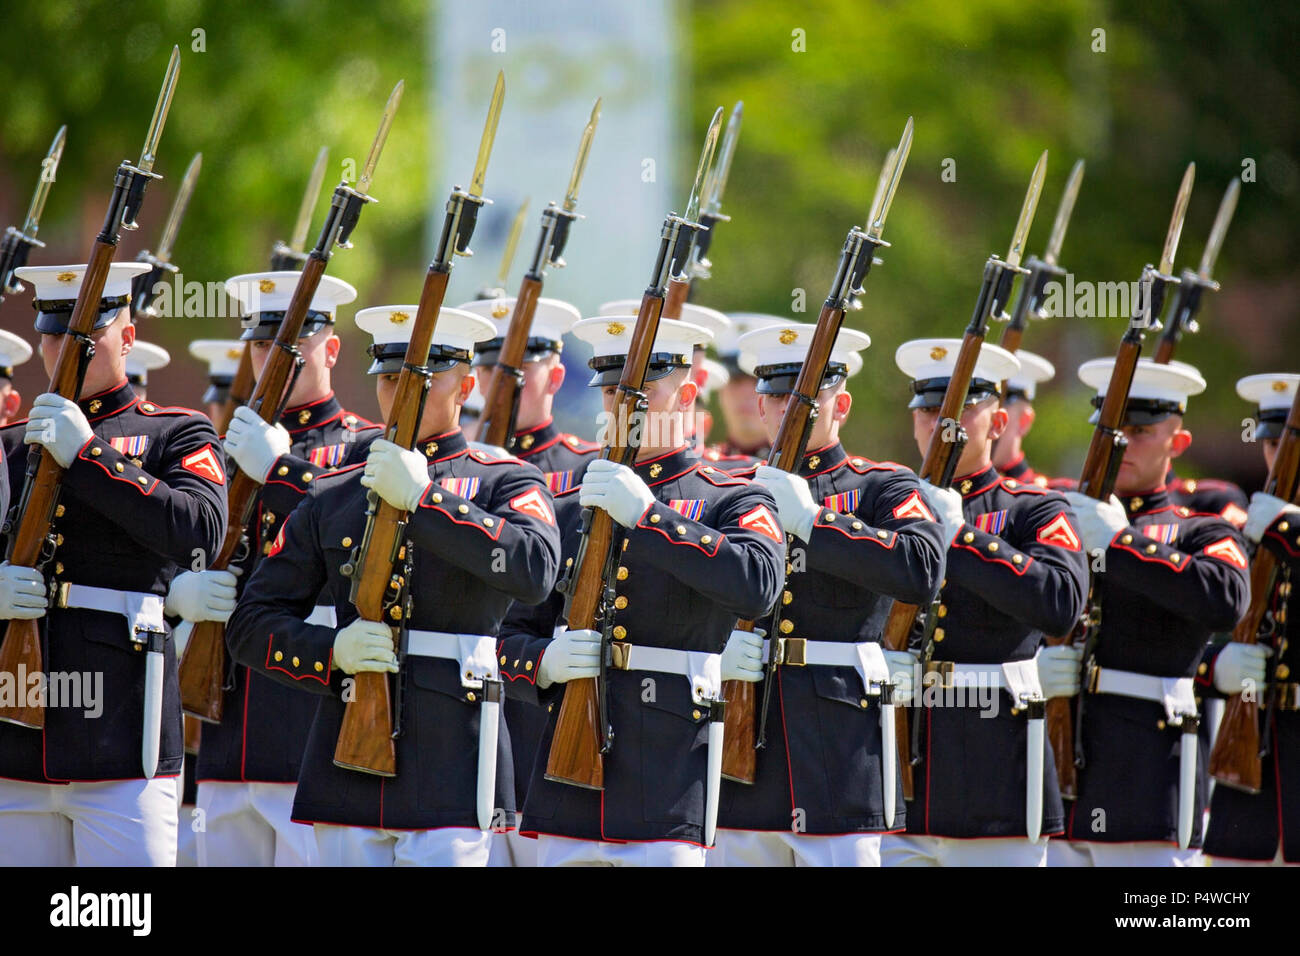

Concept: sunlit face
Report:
left=40, top=310, right=134, bottom=395
left=991, top=397, right=1035, bottom=468
left=250, top=327, right=339, bottom=406
left=757, top=382, right=851, bottom=449
left=376, top=363, right=474, bottom=437
left=1114, top=415, right=1190, bottom=495
left=1263, top=437, right=1280, bottom=473
left=911, top=395, right=1008, bottom=479
left=477, top=353, right=564, bottom=429
left=718, top=373, right=767, bottom=449
left=598, top=366, right=697, bottom=455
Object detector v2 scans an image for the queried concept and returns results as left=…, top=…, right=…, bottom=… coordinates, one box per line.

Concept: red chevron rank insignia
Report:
left=509, top=488, right=555, bottom=525
left=740, top=504, right=782, bottom=542
left=181, top=445, right=226, bottom=484
left=893, top=490, right=936, bottom=523
left=1036, top=513, right=1081, bottom=551
left=1204, top=536, right=1247, bottom=569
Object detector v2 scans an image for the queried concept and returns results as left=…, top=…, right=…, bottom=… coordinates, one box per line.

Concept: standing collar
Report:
left=414, top=427, right=468, bottom=460
left=80, top=380, right=136, bottom=419
left=1120, top=486, right=1169, bottom=517
left=800, top=442, right=847, bottom=477
left=514, top=417, right=560, bottom=456
left=953, top=464, right=1001, bottom=499
left=632, top=446, right=697, bottom=485
left=1001, top=452, right=1031, bottom=481
left=282, top=392, right=343, bottom=432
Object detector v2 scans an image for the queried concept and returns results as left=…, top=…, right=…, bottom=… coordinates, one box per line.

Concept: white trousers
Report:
left=196, top=781, right=317, bottom=867
left=880, top=833, right=1047, bottom=867
left=488, top=829, right=538, bottom=867
left=314, top=824, right=492, bottom=866
left=1048, top=840, right=1204, bottom=867
left=712, top=829, right=882, bottom=867
left=176, top=762, right=197, bottom=868
left=1210, top=847, right=1292, bottom=867
left=0, top=776, right=177, bottom=866
left=536, top=834, right=706, bottom=867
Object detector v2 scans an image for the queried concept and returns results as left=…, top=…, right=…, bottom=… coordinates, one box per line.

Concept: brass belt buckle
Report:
left=54, top=581, right=70, bottom=610
left=781, top=637, right=806, bottom=666
left=1086, top=662, right=1101, bottom=694
left=610, top=641, right=631, bottom=671
left=924, top=660, right=955, bottom=689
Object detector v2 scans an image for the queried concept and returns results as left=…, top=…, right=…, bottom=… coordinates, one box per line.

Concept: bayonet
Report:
left=136, top=46, right=180, bottom=177
left=497, top=199, right=530, bottom=287
left=154, top=152, right=202, bottom=264
left=1044, top=159, right=1085, bottom=266
left=1198, top=178, right=1240, bottom=280
left=291, top=146, right=330, bottom=253
left=1006, top=150, right=1048, bottom=269
left=1, top=125, right=68, bottom=298
left=564, top=98, right=601, bottom=213
left=1159, top=162, right=1196, bottom=275
left=685, top=107, right=724, bottom=224
left=131, top=152, right=201, bottom=318
left=357, top=80, right=403, bottom=198
left=702, top=101, right=742, bottom=219
left=868, top=116, right=913, bottom=239
left=469, top=71, right=505, bottom=200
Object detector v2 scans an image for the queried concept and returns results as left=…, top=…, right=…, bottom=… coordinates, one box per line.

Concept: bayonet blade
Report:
left=702, top=101, right=743, bottom=218
left=138, top=46, right=180, bottom=175
left=866, top=149, right=895, bottom=236
left=497, top=198, right=529, bottom=286
left=20, top=124, right=67, bottom=238
left=357, top=80, right=403, bottom=197
left=1197, top=178, right=1240, bottom=280
left=868, top=115, right=913, bottom=239
left=469, top=71, right=506, bottom=199
left=1006, top=150, right=1048, bottom=269
left=562, top=98, right=601, bottom=213
left=1159, top=162, right=1196, bottom=275
left=154, top=152, right=202, bottom=263
left=1043, top=158, right=1085, bottom=266
left=685, top=107, right=724, bottom=224
left=289, top=146, right=330, bottom=253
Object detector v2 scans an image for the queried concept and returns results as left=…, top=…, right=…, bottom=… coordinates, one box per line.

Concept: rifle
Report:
left=1209, top=383, right=1300, bottom=792
left=217, top=147, right=331, bottom=434
left=723, top=120, right=913, bottom=787
left=178, top=81, right=403, bottom=722
left=475, top=198, right=529, bottom=301
left=1070, top=164, right=1196, bottom=773
left=876, top=151, right=1049, bottom=800
left=0, top=126, right=67, bottom=304
left=478, top=98, right=600, bottom=450
left=333, top=72, right=505, bottom=776
left=1153, top=178, right=1239, bottom=364
left=130, top=151, right=202, bottom=320
left=0, top=48, right=180, bottom=729
left=545, top=107, right=725, bottom=789
left=998, top=158, right=1085, bottom=798
left=662, top=101, right=741, bottom=319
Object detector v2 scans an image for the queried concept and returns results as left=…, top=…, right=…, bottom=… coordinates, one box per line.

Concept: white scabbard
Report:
left=1025, top=697, right=1046, bottom=843
left=705, top=700, right=725, bottom=847
left=142, top=631, right=166, bottom=779
left=1178, top=715, right=1200, bottom=851
left=477, top=678, right=503, bottom=832
left=880, top=682, right=897, bottom=829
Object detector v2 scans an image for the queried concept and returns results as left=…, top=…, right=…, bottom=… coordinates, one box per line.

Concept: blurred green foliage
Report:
left=1, top=0, right=1295, bottom=487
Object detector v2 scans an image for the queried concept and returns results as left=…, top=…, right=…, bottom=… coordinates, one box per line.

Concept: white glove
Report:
left=165, top=569, right=239, bottom=623
left=1036, top=643, right=1084, bottom=699
left=1243, top=492, right=1300, bottom=544
left=884, top=649, right=919, bottom=705
left=752, top=465, right=816, bottom=542
left=468, top=440, right=514, bottom=459
left=720, top=627, right=765, bottom=682
left=223, top=406, right=290, bottom=483
left=0, top=562, right=47, bottom=620
left=578, top=458, right=655, bottom=528
left=333, top=619, right=398, bottom=674
left=23, top=393, right=94, bottom=468
left=1213, top=643, right=1272, bottom=695
left=537, top=627, right=602, bottom=689
left=1063, top=491, right=1128, bottom=553
left=918, top=479, right=965, bottom=545
left=360, top=439, right=431, bottom=513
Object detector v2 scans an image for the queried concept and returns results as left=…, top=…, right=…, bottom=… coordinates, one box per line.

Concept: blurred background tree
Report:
left=0, top=0, right=1294, bottom=488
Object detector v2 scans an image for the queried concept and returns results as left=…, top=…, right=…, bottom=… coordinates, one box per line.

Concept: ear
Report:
left=460, top=373, right=476, bottom=404
left=547, top=360, right=566, bottom=396
left=1018, top=404, right=1036, bottom=435
left=691, top=364, right=708, bottom=390
left=2, top=390, right=21, bottom=419
left=987, top=405, right=1011, bottom=441
left=1169, top=427, right=1192, bottom=458
left=119, top=319, right=136, bottom=353
left=757, top=393, right=769, bottom=419
left=678, top=379, right=699, bottom=410
left=323, top=333, right=341, bottom=369
left=832, top=390, right=852, bottom=424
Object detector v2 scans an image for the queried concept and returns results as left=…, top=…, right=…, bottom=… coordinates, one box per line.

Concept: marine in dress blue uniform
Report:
left=178, top=272, right=380, bottom=867
left=0, top=329, right=35, bottom=428
left=188, top=339, right=243, bottom=425
left=1204, top=373, right=1300, bottom=866
left=227, top=304, right=561, bottom=866
left=881, top=339, right=1089, bottom=867
left=712, top=324, right=948, bottom=867
left=0, top=262, right=227, bottom=866
left=455, top=295, right=597, bottom=867
left=706, top=312, right=784, bottom=465
left=993, top=349, right=1055, bottom=489
left=496, top=315, right=785, bottom=866
left=1059, top=359, right=1251, bottom=866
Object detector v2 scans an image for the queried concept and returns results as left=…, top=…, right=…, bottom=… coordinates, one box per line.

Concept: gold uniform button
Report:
left=91, top=447, right=102, bottom=457
left=142, top=403, right=155, bottom=412
left=1005, top=479, right=1018, bottom=489
left=1012, top=554, right=1023, bottom=564
left=525, top=660, right=533, bottom=671
left=484, top=517, right=494, bottom=527
left=692, top=709, right=702, bottom=721
left=302, top=472, right=313, bottom=483
left=292, top=656, right=300, bottom=667
left=613, top=626, right=627, bottom=640
left=786, top=562, right=794, bottom=575
left=138, top=476, right=148, bottom=485
left=263, top=542, right=273, bottom=555
left=877, top=530, right=888, bottom=539
left=55, top=562, right=63, bottom=574
left=1279, top=521, right=1290, bottom=532
left=617, top=566, right=629, bottom=581
left=1156, top=719, right=1166, bottom=730
left=501, top=656, right=507, bottom=666
left=467, top=692, right=476, bottom=702
left=432, top=492, right=443, bottom=503
left=824, top=512, right=835, bottom=522
left=56, top=534, right=64, bottom=546
left=676, top=525, right=686, bottom=535
left=779, top=619, right=794, bottom=635
left=937, top=604, right=947, bottom=618
left=963, top=532, right=975, bottom=544
left=277, top=465, right=289, bottom=476
left=852, top=521, right=863, bottom=531
left=114, top=462, right=124, bottom=472
left=513, top=660, right=520, bottom=668
left=782, top=590, right=793, bottom=605
left=988, top=542, right=999, bottom=552
left=933, top=627, right=945, bottom=642
left=1121, top=534, right=1133, bottom=545
left=342, top=537, right=353, bottom=547
left=649, top=514, right=660, bottom=524
left=1171, top=553, right=1181, bottom=563
left=859, top=698, right=869, bottom=709
left=1277, top=664, right=1292, bottom=680
left=1146, top=544, right=1158, bottom=554
left=458, top=504, right=469, bottom=514
left=701, top=535, right=712, bottom=545
left=314, top=661, right=324, bottom=672
left=614, top=596, right=628, bottom=610
left=1197, top=662, right=1208, bottom=675
left=274, top=651, right=284, bottom=662
left=55, top=505, right=65, bottom=518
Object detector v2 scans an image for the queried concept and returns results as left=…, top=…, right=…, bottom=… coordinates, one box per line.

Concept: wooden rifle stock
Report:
left=333, top=266, right=452, bottom=776
left=479, top=275, right=542, bottom=448
left=1209, top=385, right=1300, bottom=792
left=663, top=276, right=690, bottom=319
